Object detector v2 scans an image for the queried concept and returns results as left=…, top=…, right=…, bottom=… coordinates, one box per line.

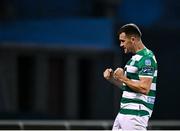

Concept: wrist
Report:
left=121, top=76, right=129, bottom=84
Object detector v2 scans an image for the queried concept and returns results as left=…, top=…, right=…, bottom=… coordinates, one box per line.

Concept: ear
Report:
left=131, top=36, right=136, bottom=43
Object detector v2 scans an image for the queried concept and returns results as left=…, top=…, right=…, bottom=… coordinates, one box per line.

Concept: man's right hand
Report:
left=103, top=68, right=123, bottom=88
left=103, top=68, right=113, bottom=80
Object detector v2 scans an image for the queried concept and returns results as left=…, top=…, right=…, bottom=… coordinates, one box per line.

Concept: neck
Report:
left=134, top=40, right=145, bottom=53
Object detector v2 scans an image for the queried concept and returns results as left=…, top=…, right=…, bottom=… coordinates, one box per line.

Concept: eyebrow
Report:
left=120, top=39, right=125, bottom=42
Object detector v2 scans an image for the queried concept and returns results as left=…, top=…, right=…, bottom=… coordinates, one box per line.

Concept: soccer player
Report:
left=103, top=23, right=157, bottom=130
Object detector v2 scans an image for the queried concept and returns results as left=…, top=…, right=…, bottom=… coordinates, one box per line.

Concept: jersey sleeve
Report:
left=138, top=56, right=156, bottom=78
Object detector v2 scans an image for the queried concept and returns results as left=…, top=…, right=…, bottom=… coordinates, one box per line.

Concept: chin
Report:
left=124, top=49, right=128, bottom=54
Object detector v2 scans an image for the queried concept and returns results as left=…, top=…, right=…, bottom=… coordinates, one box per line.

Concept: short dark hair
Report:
left=118, top=23, right=142, bottom=38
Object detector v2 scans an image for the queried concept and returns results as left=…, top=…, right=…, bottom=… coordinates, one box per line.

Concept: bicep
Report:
left=139, top=76, right=153, bottom=90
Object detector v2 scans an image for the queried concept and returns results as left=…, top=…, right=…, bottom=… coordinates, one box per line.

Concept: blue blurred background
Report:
left=0, top=0, right=180, bottom=129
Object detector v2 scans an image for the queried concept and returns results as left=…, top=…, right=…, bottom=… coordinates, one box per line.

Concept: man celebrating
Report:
left=103, top=23, right=157, bottom=130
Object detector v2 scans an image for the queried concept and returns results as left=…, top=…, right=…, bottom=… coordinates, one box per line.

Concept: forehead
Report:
left=119, top=32, right=127, bottom=40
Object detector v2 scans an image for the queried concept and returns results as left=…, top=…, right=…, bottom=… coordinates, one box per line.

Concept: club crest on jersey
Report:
left=145, top=59, right=151, bottom=66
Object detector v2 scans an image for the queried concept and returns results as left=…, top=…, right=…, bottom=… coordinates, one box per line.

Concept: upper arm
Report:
left=139, top=77, right=152, bottom=92
left=138, top=56, right=156, bottom=92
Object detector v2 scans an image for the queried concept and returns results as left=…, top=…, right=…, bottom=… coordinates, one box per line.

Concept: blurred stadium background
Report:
left=0, top=0, right=180, bottom=130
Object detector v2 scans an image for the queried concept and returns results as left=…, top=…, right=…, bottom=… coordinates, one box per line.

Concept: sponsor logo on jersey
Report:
left=141, top=66, right=154, bottom=75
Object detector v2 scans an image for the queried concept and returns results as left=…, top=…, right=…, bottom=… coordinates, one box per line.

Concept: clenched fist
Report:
left=103, top=68, right=113, bottom=80
left=113, top=68, right=124, bottom=80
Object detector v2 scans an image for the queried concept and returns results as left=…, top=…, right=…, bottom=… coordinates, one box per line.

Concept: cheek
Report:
left=127, top=42, right=132, bottom=48
left=123, top=42, right=127, bottom=46
left=125, top=42, right=130, bottom=48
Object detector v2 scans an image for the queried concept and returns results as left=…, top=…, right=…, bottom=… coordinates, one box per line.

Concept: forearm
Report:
left=120, top=76, right=149, bottom=95
left=108, top=78, right=122, bottom=88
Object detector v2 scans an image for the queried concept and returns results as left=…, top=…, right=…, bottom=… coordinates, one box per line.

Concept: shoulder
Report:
left=143, top=48, right=157, bottom=64
left=144, top=48, right=154, bottom=57
left=139, top=54, right=157, bottom=69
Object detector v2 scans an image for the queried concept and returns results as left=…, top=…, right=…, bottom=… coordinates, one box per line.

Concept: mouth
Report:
left=122, top=47, right=126, bottom=51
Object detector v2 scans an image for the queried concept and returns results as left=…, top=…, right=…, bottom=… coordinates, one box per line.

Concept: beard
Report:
left=124, top=48, right=129, bottom=54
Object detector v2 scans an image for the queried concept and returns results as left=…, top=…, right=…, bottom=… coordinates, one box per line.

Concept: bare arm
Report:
left=114, top=68, right=152, bottom=95
left=120, top=76, right=152, bottom=95
left=108, top=77, right=123, bottom=88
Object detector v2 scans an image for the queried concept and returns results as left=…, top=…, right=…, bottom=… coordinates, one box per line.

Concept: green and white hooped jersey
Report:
left=120, top=48, right=157, bottom=117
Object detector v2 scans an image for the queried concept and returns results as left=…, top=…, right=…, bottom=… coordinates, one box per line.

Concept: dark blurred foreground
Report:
left=0, top=120, right=180, bottom=130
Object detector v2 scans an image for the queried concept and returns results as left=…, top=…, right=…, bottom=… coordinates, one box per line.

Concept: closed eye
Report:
left=120, top=40, right=125, bottom=43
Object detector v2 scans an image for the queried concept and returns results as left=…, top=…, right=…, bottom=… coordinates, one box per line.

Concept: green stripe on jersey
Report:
left=153, top=77, right=157, bottom=83
left=121, top=97, right=154, bottom=110
left=126, top=72, right=139, bottom=80
left=148, top=90, right=156, bottom=96
left=119, top=109, right=149, bottom=116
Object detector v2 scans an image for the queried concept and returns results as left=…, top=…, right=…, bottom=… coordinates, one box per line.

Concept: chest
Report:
left=124, top=58, right=140, bottom=77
